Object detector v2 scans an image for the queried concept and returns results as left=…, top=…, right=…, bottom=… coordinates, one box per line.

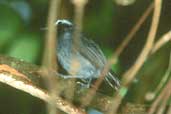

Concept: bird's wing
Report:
left=77, top=36, right=107, bottom=68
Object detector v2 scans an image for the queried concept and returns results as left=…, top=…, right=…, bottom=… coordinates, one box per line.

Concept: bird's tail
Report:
left=105, top=71, right=120, bottom=90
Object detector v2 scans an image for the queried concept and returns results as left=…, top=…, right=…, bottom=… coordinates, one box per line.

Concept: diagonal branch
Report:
left=109, top=0, right=162, bottom=113
left=151, top=30, right=171, bottom=54
left=122, top=0, right=162, bottom=85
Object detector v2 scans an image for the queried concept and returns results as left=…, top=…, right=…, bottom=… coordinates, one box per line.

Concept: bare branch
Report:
left=146, top=49, right=171, bottom=101
left=122, top=0, right=162, bottom=86
left=151, top=30, right=171, bottom=54
left=167, top=104, right=171, bottom=114
left=109, top=0, right=162, bottom=113
left=41, top=0, right=62, bottom=113
left=0, top=65, right=86, bottom=114
left=115, top=2, right=154, bottom=56
left=148, top=79, right=171, bottom=114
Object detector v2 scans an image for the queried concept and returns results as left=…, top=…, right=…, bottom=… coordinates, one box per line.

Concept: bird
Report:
left=56, top=19, right=120, bottom=90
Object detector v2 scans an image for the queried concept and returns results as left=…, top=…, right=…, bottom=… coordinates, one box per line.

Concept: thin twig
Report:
left=151, top=30, right=171, bottom=54
left=72, top=0, right=88, bottom=46
left=41, top=0, right=61, bottom=114
left=148, top=79, right=171, bottom=114
left=109, top=0, right=162, bottom=113
left=42, top=0, right=59, bottom=69
left=166, top=104, right=171, bottom=114
left=146, top=49, right=171, bottom=101
left=115, top=2, right=154, bottom=56
left=156, top=90, right=171, bottom=114
left=145, top=30, right=171, bottom=101
left=67, top=0, right=88, bottom=101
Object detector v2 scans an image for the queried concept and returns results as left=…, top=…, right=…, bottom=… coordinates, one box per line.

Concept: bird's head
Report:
left=56, top=19, right=73, bottom=34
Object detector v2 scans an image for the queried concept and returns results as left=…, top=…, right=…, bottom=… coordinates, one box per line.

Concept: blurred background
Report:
left=0, top=0, right=171, bottom=114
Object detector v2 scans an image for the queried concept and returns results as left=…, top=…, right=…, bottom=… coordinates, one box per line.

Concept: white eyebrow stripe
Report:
left=55, top=19, right=73, bottom=26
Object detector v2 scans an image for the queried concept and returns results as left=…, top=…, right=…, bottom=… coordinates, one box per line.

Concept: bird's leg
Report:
left=76, top=78, right=92, bottom=88
left=56, top=72, right=86, bottom=79
left=56, top=72, right=93, bottom=88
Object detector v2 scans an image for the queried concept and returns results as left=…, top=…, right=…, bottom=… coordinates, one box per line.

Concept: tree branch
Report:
left=0, top=55, right=86, bottom=114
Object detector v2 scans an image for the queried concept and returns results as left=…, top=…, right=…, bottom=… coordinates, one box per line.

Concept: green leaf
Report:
left=6, top=33, right=41, bottom=63
left=0, top=4, right=22, bottom=48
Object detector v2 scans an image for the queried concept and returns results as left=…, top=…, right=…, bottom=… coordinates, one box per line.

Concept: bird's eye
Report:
left=58, top=21, right=62, bottom=25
